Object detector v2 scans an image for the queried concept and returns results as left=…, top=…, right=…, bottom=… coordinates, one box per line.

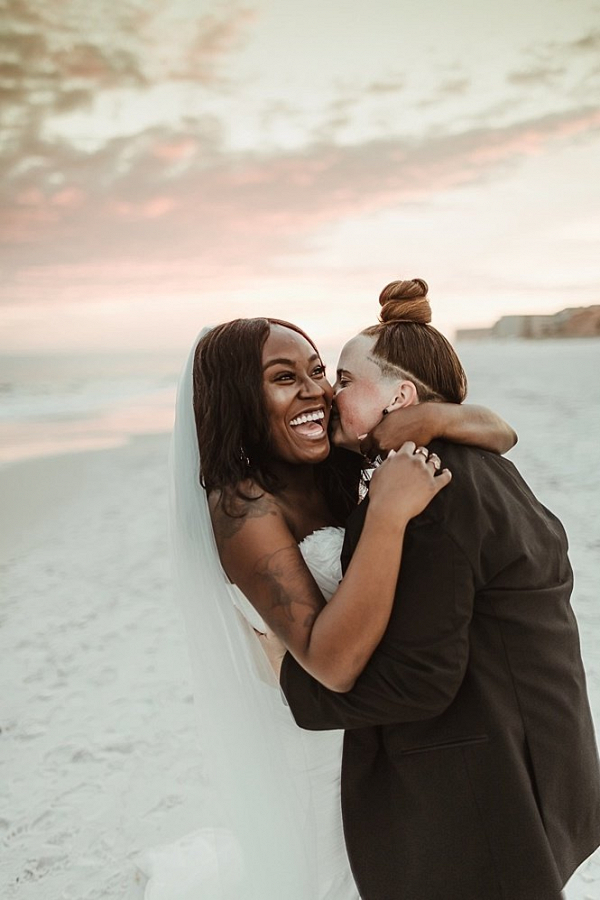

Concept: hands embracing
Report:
left=359, top=404, right=438, bottom=461
left=368, top=440, right=451, bottom=525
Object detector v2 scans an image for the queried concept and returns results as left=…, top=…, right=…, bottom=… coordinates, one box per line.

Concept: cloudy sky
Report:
left=1, top=0, right=599, bottom=353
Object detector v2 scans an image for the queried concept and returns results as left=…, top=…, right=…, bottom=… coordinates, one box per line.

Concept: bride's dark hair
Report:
left=363, top=279, right=467, bottom=403
left=193, top=318, right=361, bottom=521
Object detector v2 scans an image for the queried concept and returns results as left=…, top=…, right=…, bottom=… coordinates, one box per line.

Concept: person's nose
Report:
left=299, top=373, right=326, bottom=398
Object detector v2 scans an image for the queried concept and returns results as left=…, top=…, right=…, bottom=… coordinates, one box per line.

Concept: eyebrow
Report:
left=336, top=367, right=351, bottom=377
left=263, top=353, right=320, bottom=370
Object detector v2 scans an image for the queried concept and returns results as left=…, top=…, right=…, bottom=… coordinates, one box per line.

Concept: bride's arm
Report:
left=210, top=444, right=451, bottom=694
left=361, top=403, right=517, bottom=459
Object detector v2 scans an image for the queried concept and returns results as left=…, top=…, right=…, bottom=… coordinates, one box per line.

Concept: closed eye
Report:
left=336, top=368, right=351, bottom=388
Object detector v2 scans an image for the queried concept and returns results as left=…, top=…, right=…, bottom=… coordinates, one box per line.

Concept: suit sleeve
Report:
left=280, top=522, right=475, bottom=730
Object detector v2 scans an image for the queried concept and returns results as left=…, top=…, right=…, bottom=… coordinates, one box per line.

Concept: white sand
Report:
left=1, top=435, right=207, bottom=900
left=2, top=343, right=600, bottom=898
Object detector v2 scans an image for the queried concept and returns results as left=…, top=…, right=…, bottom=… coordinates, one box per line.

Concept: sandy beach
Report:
left=1, top=434, right=208, bottom=899
left=2, top=339, right=600, bottom=899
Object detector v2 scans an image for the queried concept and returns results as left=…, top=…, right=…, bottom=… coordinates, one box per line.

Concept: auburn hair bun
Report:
left=378, top=278, right=431, bottom=325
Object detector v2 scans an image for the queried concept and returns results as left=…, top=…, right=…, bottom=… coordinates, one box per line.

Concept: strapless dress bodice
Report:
left=298, top=526, right=345, bottom=598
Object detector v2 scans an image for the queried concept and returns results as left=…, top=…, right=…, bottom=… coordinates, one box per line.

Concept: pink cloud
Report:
left=17, top=188, right=46, bottom=206
left=152, top=139, right=198, bottom=162
left=180, top=8, right=256, bottom=78
left=143, top=196, right=177, bottom=218
left=1, top=104, right=599, bottom=304
left=1, top=0, right=255, bottom=167
left=111, top=196, right=177, bottom=220
left=51, top=187, right=86, bottom=208
left=469, top=110, right=600, bottom=164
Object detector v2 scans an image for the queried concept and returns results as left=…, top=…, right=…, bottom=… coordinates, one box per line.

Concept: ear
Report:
left=384, top=380, right=419, bottom=412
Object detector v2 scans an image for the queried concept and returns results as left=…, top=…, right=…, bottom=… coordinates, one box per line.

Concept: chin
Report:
left=311, top=440, right=332, bottom=462
left=289, top=439, right=330, bottom=465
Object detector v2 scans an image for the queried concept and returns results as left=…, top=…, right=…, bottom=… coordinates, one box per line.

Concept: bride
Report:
left=138, top=316, right=515, bottom=899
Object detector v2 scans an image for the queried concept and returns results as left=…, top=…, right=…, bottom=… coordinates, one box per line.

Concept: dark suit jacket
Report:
left=281, top=440, right=600, bottom=900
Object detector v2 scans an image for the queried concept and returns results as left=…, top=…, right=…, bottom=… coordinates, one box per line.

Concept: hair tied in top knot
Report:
left=378, top=278, right=432, bottom=326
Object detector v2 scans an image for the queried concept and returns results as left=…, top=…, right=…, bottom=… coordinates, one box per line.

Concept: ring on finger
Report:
left=428, top=453, right=442, bottom=471
left=414, top=446, right=429, bottom=459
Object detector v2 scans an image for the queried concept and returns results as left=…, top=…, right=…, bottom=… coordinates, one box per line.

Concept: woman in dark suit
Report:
left=279, top=279, right=600, bottom=900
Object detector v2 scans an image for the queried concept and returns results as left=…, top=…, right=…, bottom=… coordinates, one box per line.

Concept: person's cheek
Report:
left=353, top=387, right=383, bottom=436
left=337, top=394, right=361, bottom=438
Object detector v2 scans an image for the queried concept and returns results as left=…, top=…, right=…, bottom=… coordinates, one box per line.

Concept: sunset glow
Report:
left=2, top=0, right=599, bottom=353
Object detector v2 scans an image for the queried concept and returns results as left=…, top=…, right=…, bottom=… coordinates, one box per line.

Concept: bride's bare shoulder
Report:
left=208, top=481, right=282, bottom=539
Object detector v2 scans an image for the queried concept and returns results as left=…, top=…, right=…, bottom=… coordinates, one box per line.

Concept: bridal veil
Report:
left=165, top=331, right=319, bottom=899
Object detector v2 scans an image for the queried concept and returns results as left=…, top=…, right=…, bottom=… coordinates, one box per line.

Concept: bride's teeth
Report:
left=290, top=409, right=325, bottom=426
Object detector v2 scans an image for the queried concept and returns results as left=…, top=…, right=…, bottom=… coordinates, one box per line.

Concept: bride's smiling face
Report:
left=262, top=325, right=333, bottom=465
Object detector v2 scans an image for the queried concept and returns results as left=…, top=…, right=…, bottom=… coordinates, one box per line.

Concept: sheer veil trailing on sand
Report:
left=138, top=331, right=320, bottom=899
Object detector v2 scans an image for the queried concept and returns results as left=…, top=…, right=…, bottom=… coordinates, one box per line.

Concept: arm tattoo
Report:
left=212, top=494, right=277, bottom=540
left=254, top=545, right=322, bottom=637
left=211, top=493, right=323, bottom=640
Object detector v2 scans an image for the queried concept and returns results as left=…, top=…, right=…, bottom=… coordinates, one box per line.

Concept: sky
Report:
left=1, top=0, right=599, bottom=354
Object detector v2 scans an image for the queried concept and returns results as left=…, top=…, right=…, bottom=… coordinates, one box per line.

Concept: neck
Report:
left=271, top=459, right=320, bottom=494
left=269, top=458, right=338, bottom=539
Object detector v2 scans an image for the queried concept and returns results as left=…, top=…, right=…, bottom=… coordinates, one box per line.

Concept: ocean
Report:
left=0, top=351, right=182, bottom=467
left=1, top=338, right=599, bottom=475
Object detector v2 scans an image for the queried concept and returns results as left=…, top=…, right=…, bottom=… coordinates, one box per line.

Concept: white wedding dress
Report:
left=137, top=526, right=361, bottom=900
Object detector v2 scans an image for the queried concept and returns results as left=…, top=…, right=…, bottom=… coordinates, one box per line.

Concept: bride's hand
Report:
left=255, top=628, right=287, bottom=678
left=368, top=441, right=451, bottom=524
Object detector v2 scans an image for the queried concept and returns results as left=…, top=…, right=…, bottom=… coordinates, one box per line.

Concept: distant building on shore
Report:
left=456, top=305, right=600, bottom=341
